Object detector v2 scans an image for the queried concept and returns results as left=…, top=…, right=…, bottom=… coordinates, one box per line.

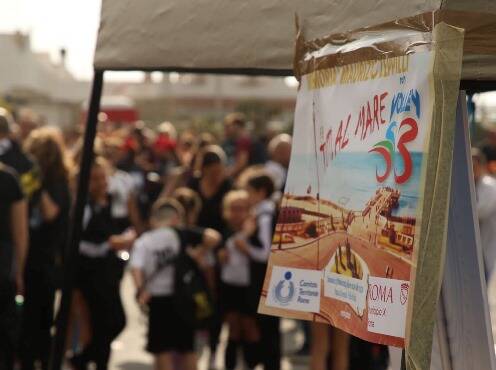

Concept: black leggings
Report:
left=249, top=263, right=281, bottom=370
left=258, top=315, right=281, bottom=370
left=208, top=309, right=223, bottom=357
left=20, top=268, right=55, bottom=370
left=0, top=280, right=16, bottom=370
left=76, top=256, right=126, bottom=370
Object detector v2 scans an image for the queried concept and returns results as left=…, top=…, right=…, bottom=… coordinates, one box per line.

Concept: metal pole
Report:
left=49, top=70, right=104, bottom=370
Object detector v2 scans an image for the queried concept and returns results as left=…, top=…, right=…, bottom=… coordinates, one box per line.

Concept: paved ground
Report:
left=109, top=273, right=305, bottom=370
left=108, top=271, right=496, bottom=370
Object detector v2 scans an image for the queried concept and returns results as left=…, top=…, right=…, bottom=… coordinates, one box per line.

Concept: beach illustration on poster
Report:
left=259, top=51, right=435, bottom=348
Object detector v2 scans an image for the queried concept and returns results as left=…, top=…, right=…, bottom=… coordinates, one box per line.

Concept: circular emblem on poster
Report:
left=274, top=271, right=295, bottom=306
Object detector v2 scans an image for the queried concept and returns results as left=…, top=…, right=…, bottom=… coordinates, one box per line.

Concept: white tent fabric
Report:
left=94, top=0, right=496, bottom=78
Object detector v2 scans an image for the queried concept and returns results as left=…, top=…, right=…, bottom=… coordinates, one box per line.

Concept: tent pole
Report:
left=49, top=70, right=104, bottom=370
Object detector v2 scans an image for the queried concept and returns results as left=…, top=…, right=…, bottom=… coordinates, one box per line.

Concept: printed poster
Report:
left=258, top=51, right=434, bottom=347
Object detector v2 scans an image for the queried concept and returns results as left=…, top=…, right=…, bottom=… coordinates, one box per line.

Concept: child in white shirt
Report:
left=130, top=198, right=220, bottom=370
left=238, top=170, right=280, bottom=370
left=218, top=190, right=260, bottom=370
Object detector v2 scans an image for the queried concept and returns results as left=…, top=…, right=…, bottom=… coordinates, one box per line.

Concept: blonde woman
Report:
left=20, top=126, right=72, bottom=370
left=71, top=158, right=135, bottom=370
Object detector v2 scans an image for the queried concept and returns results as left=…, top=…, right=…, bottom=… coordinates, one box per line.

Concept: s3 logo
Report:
left=369, top=117, right=418, bottom=185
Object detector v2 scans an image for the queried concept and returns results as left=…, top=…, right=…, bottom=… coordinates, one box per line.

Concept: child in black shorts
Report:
left=218, top=190, right=260, bottom=370
left=236, top=169, right=281, bottom=370
left=130, top=198, right=220, bottom=370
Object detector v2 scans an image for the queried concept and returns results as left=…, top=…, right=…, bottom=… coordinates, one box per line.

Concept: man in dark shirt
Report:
left=222, top=113, right=253, bottom=178
left=0, top=164, right=28, bottom=370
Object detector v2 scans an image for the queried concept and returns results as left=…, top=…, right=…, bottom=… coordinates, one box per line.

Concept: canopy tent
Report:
left=50, top=2, right=496, bottom=370
left=94, top=0, right=496, bottom=81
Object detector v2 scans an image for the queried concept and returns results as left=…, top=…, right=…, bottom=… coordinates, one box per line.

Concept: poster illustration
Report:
left=258, top=51, right=435, bottom=347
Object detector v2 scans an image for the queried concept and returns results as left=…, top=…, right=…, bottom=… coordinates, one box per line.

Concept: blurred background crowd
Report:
left=0, top=93, right=392, bottom=370
left=3, top=11, right=496, bottom=370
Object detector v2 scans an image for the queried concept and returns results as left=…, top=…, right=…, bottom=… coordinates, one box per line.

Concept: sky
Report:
left=0, top=0, right=142, bottom=81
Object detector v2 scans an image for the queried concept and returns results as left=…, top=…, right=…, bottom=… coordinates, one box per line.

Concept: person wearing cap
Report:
left=222, top=113, right=253, bottom=178
left=187, top=145, right=232, bottom=368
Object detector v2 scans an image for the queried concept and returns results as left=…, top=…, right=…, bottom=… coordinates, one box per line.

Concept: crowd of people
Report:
left=0, top=108, right=390, bottom=370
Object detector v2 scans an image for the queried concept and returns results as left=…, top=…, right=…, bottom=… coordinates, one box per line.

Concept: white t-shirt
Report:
left=108, top=170, right=136, bottom=219
left=221, top=233, right=250, bottom=286
left=264, top=160, right=287, bottom=191
left=247, top=199, right=275, bottom=263
left=0, top=138, right=12, bottom=155
left=476, top=174, right=496, bottom=278
left=130, top=226, right=204, bottom=296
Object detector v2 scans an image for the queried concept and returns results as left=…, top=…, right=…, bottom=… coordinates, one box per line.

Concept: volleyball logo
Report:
left=274, top=271, right=295, bottom=306
left=369, top=117, right=418, bottom=185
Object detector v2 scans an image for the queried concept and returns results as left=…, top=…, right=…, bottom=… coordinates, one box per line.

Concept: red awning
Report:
left=99, top=108, right=139, bottom=122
